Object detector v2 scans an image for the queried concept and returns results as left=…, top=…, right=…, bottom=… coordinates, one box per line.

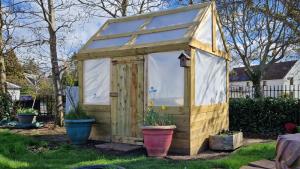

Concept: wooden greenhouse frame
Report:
left=76, top=1, right=230, bottom=155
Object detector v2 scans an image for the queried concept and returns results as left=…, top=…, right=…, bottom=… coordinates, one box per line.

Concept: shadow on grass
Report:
left=0, top=131, right=276, bottom=169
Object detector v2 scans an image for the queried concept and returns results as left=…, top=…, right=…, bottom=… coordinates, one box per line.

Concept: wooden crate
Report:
left=209, top=132, right=243, bottom=151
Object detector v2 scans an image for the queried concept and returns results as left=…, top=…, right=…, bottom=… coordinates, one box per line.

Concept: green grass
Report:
left=0, top=130, right=276, bottom=169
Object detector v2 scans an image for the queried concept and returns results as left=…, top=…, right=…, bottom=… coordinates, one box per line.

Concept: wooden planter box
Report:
left=209, top=132, right=243, bottom=151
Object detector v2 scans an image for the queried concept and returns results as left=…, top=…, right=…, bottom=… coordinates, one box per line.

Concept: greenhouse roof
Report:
left=77, top=2, right=228, bottom=59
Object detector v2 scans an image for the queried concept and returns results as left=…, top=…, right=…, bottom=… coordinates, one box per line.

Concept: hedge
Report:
left=229, top=97, right=300, bottom=135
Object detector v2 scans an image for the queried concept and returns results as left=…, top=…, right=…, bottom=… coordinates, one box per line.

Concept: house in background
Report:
left=230, top=60, right=300, bottom=87
left=7, top=82, right=21, bottom=101
left=230, top=60, right=300, bottom=98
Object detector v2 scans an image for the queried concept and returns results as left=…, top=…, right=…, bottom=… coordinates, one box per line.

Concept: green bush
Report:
left=229, top=97, right=300, bottom=135
left=17, top=108, right=38, bottom=115
left=0, top=92, right=13, bottom=120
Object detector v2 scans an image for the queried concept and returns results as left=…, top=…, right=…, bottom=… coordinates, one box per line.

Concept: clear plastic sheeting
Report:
left=87, top=36, right=131, bottom=49
left=216, top=25, right=226, bottom=51
left=101, top=19, right=146, bottom=35
left=148, top=51, right=184, bottom=106
left=146, top=9, right=200, bottom=29
left=83, top=58, right=111, bottom=105
left=195, top=49, right=226, bottom=105
left=194, top=10, right=212, bottom=45
left=65, top=86, right=79, bottom=114
left=135, top=28, right=188, bottom=45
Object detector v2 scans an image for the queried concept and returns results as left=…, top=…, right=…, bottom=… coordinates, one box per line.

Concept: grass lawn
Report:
left=0, top=130, right=275, bottom=169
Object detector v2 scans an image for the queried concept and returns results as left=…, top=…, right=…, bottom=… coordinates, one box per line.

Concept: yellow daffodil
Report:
left=161, top=105, right=167, bottom=110
left=149, top=100, right=154, bottom=107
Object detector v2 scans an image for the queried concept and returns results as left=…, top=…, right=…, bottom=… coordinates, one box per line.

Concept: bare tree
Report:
left=251, top=0, right=300, bottom=37
left=0, top=1, right=41, bottom=93
left=21, top=0, right=81, bottom=126
left=77, top=0, right=165, bottom=18
left=217, top=0, right=299, bottom=97
left=0, top=1, right=6, bottom=93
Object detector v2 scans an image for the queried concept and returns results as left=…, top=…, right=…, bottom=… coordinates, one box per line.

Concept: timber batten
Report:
left=77, top=1, right=229, bottom=155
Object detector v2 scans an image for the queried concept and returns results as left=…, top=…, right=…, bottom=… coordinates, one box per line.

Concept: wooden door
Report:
left=111, top=56, right=144, bottom=145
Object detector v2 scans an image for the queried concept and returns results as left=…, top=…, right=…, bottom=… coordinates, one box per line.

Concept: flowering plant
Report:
left=144, top=103, right=174, bottom=126
left=145, top=86, right=174, bottom=126
left=284, top=122, right=297, bottom=133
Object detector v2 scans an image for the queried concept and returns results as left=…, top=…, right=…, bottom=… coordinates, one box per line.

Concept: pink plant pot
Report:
left=142, top=125, right=176, bottom=157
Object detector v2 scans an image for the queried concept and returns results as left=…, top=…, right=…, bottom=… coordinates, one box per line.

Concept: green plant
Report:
left=65, top=105, right=91, bottom=120
left=144, top=107, right=174, bottom=126
left=0, top=92, right=13, bottom=120
left=17, top=108, right=38, bottom=115
left=229, top=97, right=300, bottom=135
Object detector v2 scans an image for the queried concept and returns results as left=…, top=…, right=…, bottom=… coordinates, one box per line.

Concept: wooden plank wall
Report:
left=190, top=104, right=229, bottom=155
left=152, top=106, right=190, bottom=154
left=78, top=61, right=112, bottom=142
left=83, top=105, right=111, bottom=141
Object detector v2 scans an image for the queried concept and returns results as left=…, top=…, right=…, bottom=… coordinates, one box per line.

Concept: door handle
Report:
left=110, top=92, right=118, bottom=97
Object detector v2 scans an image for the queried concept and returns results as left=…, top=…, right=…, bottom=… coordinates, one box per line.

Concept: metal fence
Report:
left=230, top=85, right=300, bottom=98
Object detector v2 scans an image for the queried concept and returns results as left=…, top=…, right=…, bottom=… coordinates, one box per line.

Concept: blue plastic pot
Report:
left=65, top=119, right=95, bottom=145
left=17, top=114, right=36, bottom=124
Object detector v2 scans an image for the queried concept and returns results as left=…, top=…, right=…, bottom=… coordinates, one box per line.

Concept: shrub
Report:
left=17, top=108, right=38, bottom=115
left=229, top=97, right=300, bottom=135
left=0, top=92, right=13, bottom=120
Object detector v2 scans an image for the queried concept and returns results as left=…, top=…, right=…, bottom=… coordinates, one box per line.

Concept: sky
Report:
left=5, top=0, right=300, bottom=73
left=9, top=0, right=205, bottom=67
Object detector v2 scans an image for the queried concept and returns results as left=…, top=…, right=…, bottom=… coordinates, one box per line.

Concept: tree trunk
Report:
left=251, top=73, right=263, bottom=98
left=0, top=1, right=7, bottom=94
left=0, top=57, right=6, bottom=93
left=48, top=0, right=64, bottom=126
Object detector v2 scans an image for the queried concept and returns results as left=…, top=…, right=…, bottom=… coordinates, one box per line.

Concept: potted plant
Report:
left=141, top=106, right=176, bottom=157
left=64, top=105, right=95, bottom=145
left=17, top=108, right=38, bottom=124
left=209, top=130, right=243, bottom=151
left=64, top=86, right=95, bottom=145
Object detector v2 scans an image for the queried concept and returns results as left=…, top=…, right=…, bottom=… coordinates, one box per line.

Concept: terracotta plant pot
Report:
left=142, top=125, right=176, bottom=157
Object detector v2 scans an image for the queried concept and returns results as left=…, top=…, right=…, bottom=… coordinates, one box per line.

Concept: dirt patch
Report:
left=9, top=122, right=69, bottom=143
left=167, top=150, right=230, bottom=160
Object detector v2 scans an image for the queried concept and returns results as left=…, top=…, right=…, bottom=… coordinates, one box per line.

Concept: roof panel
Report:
left=100, top=19, right=146, bottom=35
left=135, top=28, right=188, bottom=45
left=87, top=36, right=131, bottom=49
left=146, top=9, right=200, bottom=30
left=80, top=2, right=212, bottom=53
